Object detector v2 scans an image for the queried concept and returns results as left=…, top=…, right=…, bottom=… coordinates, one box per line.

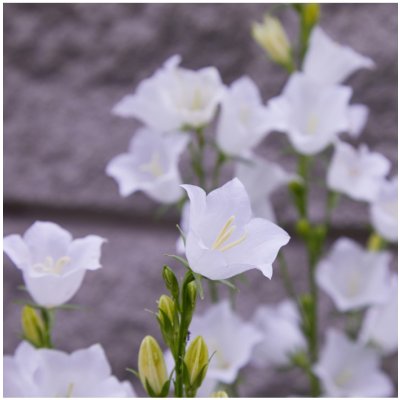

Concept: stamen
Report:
left=66, top=383, right=74, bottom=398
left=139, top=153, right=164, bottom=177
left=306, top=113, right=318, bottom=135
left=218, top=232, right=248, bottom=252
left=212, top=216, right=235, bottom=250
left=32, top=256, right=71, bottom=276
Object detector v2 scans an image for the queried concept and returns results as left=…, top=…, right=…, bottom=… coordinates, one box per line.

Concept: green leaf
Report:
left=126, top=367, right=140, bottom=379
left=218, top=279, right=238, bottom=291
left=165, top=254, right=190, bottom=268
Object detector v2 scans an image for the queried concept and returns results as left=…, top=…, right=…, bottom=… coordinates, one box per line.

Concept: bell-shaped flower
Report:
left=251, top=300, right=306, bottom=368
left=4, top=341, right=135, bottom=397
left=112, top=55, right=224, bottom=131
left=359, top=274, right=398, bottom=356
left=235, top=155, right=297, bottom=222
left=313, top=329, right=393, bottom=397
left=182, top=178, right=290, bottom=280
left=316, top=237, right=391, bottom=312
left=327, top=141, right=390, bottom=202
left=106, top=128, right=189, bottom=203
left=189, top=300, right=262, bottom=384
left=216, top=76, right=276, bottom=156
left=267, top=72, right=352, bottom=155
left=3, top=221, right=105, bottom=308
left=370, top=176, right=398, bottom=242
left=303, top=26, right=375, bottom=85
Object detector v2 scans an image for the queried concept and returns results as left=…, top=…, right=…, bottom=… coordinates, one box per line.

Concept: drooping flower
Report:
left=313, top=329, right=393, bottom=397
left=3, top=221, right=105, bottom=308
left=267, top=72, right=352, bottom=155
left=251, top=300, right=306, bottom=368
left=112, top=55, right=224, bottom=131
left=189, top=300, right=262, bottom=384
left=327, top=141, right=390, bottom=202
left=370, top=176, right=398, bottom=242
left=106, top=128, right=189, bottom=203
left=303, top=26, right=375, bottom=85
left=4, top=341, right=135, bottom=397
left=235, top=155, right=297, bottom=222
left=316, top=237, right=391, bottom=312
left=216, top=77, right=276, bottom=156
left=182, top=178, right=290, bottom=280
left=359, top=274, right=398, bottom=356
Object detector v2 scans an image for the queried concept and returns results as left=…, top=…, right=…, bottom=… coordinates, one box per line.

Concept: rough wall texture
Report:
left=3, top=3, right=398, bottom=397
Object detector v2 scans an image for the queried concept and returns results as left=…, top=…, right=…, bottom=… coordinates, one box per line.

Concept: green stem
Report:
left=208, top=280, right=219, bottom=303
left=211, top=151, right=227, bottom=189
left=278, top=252, right=297, bottom=300
left=174, top=272, right=195, bottom=398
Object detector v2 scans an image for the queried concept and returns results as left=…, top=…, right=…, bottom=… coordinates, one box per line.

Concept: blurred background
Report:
left=3, top=3, right=398, bottom=396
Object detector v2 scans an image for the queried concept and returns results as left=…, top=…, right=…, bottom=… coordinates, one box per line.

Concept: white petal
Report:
left=23, top=269, right=86, bottom=308
left=347, top=104, right=369, bottom=138
left=112, top=94, right=137, bottom=118
left=23, top=221, right=72, bottom=264
left=3, top=234, right=31, bottom=272
left=303, top=26, right=375, bottom=84
left=181, top=184, right=207, bottom=231
left=67, top=235, right=106, bottom=272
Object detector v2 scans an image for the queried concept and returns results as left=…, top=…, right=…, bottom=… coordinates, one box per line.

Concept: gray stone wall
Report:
left=4, top=3, right=397, bottom=396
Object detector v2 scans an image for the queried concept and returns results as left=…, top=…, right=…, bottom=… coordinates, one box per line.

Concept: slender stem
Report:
left=40, top=308, right=54, bottom=348
left=277, top=252, right=297, bottom=300
left=208, top=280, right=219, bottom=303
left=211, top=151, right=227, bottom=189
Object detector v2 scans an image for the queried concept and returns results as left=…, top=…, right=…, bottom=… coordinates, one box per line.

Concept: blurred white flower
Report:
left=216, top=76, right=276, bottom=156
left=4, top=341, right=135, bottom=397
left=267, top=72, right=352, bottom=155
left=182, top=178, right=290, bottom=280
left=235, top=155, right=297, bottom=222
left=316, top=237, right=391, bottom=312
left=3, top=221, right=105, bottom=308
left=303, top=26, right=375, bottom=85
left=189, top=300, right=262, bottom=384
left=112, top=55, right=224, bottom=131
left=251, top=300, right=306, bottom=368
left=106, top=128, right=189, bottom=203
left=327, top=141, right=390, bottom=202
left=348, top=104, right=369, bottom=138
left=359, top=274, right=398, bottom=355
left=370, top=176, right=398, bottom=242
left=314, top=329, right=393, bottom=397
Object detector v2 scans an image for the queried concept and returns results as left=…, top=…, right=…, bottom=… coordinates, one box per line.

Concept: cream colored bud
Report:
left=252, top=15, right=292, bottom=66
left=138, top=336, right=168, bottom=396
left=184, top=336, right=209, bottom=387
left=158, top=295, right=175, bottom=323
left=212, top=391, right=229, bottom=397
left=21, top=305, right=44, bottom=348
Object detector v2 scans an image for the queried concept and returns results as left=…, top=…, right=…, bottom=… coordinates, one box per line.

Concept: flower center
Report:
left=139, top=153, right=164, bottom=178
left=66, top=383, right=75, bottom=398
left=190, top=88, right=204, bottom=111
left=306, top=113, right=318, bottom=135
left=33, top=256, right=71, bottom=276
left=346, top=270, right=361, bottom=297
left=211, top=216, right=247, bottom=252
left=334, top=368, right=353, bottom=387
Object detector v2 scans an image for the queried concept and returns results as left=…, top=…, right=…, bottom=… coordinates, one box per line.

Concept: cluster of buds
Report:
left=136, top=266, right=210, bottom=397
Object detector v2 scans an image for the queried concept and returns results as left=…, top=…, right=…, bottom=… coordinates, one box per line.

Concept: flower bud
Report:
left=252, top=15, right=292, bottom=68
left=186, top=281, right=197, bottom=311
left=367, top=232, right=385, bottom=252
left=302, top=4, right=320, bottom=29
left=158, top=295, right=175, bottom=326
left=162, top=265, right=179, bottom=301
left=21, top=305, right=45, bottom=348
left=212, top=391, right=229, bottom=398
left=138, top=336, right=168, bottom=397
left=184, top=336, right=209, bottom=389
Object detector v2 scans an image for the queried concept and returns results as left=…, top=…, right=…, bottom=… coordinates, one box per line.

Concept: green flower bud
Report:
left=186, top=281, right=197, bottom=310
left=162, top=265, right=179, bottom=301
left=184, top=336, right=209, bottom=389
left=21, top=305, right=45, bottom=348
left=302, top=4, right=320, bottom=29
left=158, top=295, right=175, bottom=324
left=252, top=15, right=293, bottom=68
left=212, top=391, right=229, bottom=398
left=296, top=218, right=310, bottom=238
left=367, top=232, right=385, bottom=252
left=138, top=336, right=168, bottom=397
